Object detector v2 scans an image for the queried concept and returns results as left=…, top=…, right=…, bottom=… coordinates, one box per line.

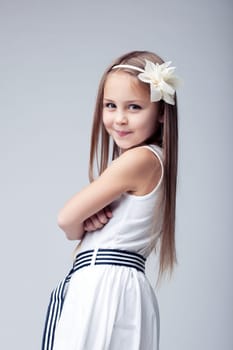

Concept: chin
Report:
left=116, top=143, right=142, bottom=152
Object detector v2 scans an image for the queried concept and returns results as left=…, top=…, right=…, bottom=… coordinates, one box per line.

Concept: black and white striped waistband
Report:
left=72, top=248, right=146, bottom=274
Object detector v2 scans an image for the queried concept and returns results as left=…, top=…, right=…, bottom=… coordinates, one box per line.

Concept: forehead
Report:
left=103, top=71, right=150, bottom=101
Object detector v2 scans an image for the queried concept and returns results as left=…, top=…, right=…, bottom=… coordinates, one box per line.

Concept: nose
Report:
left=115, top=110, right=128, bottom=124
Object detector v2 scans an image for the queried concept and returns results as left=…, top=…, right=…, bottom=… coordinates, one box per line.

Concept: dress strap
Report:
left=142, top=144, right=164, bottom=192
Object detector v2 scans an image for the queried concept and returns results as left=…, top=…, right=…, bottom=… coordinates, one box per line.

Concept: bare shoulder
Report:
left=115, top=146, right=161, bottom=172
left=109, top=146, right=162, bottom=195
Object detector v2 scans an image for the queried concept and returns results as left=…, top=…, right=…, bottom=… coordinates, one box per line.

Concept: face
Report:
left=103, top=71, right=162, bottom=152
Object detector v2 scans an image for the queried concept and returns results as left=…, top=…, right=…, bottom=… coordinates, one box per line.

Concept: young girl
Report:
left=42, top=50, right=179, bottom=350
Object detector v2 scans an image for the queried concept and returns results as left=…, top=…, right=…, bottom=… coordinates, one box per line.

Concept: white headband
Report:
left=112, top=59, right=180, bottom=105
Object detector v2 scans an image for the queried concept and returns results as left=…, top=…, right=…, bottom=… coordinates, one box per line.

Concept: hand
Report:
left=83, top=206, right=112, bottom=232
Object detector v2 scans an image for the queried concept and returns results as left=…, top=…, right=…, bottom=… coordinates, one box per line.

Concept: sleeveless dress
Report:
left=52, top=144, right=164, bottom=350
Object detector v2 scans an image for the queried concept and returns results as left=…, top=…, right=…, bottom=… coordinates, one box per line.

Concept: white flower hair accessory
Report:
left=112, top=59, right=181, bottom=105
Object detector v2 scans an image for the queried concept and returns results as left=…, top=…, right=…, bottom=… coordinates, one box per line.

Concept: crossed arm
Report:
left=57, top=146, right=161, bottom=240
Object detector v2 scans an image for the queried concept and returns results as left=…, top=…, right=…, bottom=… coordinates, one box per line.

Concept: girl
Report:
left=42, top=50, right=180, bottom=350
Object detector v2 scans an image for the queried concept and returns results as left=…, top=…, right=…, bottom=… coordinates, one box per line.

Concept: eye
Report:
left=128, top=104, right=142, bottom=110
left=104, top=102, right=116, bottom=109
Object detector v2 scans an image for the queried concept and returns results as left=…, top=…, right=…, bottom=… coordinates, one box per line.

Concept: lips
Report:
left=115, top=130, right=132, bottom=137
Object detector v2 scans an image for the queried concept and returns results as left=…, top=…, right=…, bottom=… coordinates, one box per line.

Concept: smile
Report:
left=115, top=130, right=132, bottom=137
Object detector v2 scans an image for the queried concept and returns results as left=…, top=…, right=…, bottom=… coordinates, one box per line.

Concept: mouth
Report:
left=115, top=130, right=132, bottom=137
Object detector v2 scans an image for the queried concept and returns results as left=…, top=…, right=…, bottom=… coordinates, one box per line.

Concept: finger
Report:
left=104, top=206, right=113, bottom=218
left=84, top=220, right=92, bottom=232
left=90, top=215, right=104, bottom=229
left=96, top=210, right=109, bottom=224
left=84, top=219, right=96, bottom=232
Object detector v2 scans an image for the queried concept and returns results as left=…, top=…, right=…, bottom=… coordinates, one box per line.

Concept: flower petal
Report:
left=150, top=86, right=162, bottom=102
left=167, top=76, right=182, bottom=89
left=160, top=80, right=175, bottom=95
left=162, top=92, right=175, bottom=105
left=138, top=59, right=181, bottom=105
left=166, top=66, right=176, bottom=76
left=144, top=59, right=157, bottom=73
left=161, top=61, right=172, bottom=69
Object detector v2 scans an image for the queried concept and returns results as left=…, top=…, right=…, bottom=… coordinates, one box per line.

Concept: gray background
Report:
left=0, top=0, right=232, bottom=349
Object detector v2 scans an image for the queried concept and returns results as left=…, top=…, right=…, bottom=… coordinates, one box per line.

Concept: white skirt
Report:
left=52, top=264, right=160, bottom=350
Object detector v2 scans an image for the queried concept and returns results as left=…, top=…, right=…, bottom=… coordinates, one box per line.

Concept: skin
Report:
left=103, top=71, right=161, bottom=151
left=58, top=71, right=163, bottom=240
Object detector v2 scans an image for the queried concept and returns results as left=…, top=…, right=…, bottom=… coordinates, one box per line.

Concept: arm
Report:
left=57, top=146, right=161, bottom=240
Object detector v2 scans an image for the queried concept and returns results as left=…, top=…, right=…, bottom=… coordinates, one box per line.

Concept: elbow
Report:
left=57, top=211, right=83, bottom=241
left=57, top=210, right=68, bottom=231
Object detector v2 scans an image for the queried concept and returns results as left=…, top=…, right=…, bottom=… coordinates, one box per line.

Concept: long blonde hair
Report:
left=89, top=51, right=178, bottom=276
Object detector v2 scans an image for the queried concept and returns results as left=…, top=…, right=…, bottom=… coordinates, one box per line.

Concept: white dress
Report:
left=53, top=145, right=164, bottom=350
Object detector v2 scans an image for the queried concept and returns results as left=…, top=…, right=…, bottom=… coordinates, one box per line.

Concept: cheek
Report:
left=102, top=112, right=108, bottom=126
left=135, top=114, right=157, bottom=131
left=102, top=112, right=112, bottom=130
left=137, top=117, right=158, bottom=139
